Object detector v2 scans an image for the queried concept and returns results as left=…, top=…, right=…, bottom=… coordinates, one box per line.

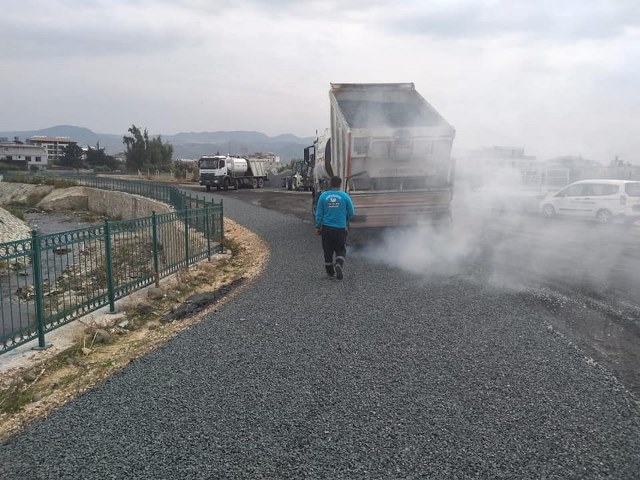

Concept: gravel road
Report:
left=1, top=191, right=639, bottom=479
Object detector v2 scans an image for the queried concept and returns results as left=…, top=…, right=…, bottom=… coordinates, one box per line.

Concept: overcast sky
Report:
left=1, top=0, right=639, bottom=161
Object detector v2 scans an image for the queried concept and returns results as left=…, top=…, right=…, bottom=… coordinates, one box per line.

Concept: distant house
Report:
left=544, top=156, right=599, bottom=186
left=470, top=146, right=539, bottom=171
left=113, top=152, right=127, bottom=164
left=548, top=156, right=640, bottom=182
left=176, top=158, right=197, bottom=164
left=459, top=146, right=541, bottom=189
left=0, top=141, right=48, bottom=171
left=27, top=136, right=77, bottom=163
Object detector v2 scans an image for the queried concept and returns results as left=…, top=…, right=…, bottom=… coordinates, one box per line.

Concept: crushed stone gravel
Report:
left=1, top=193, right=639, bottom=479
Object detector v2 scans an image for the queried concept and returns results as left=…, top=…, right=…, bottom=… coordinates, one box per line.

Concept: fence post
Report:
left=218, top=199, right=224, bottom=252
left=30, top=229, right=48, bottom=350
left=104, top=217, right=116, bottom=313
left=205, top=203, right=211, bottom=261
left=152, top=211, right=160, bottom=287
left=184, top=206, right=190, bottom=268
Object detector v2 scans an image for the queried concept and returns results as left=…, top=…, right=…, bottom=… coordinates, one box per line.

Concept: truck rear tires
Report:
left=251, top=178, right=258, bottom=189
left=258, top=178, right=264, bottom=188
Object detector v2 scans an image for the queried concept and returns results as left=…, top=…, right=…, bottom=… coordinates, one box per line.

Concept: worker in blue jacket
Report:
left=314, top=176, right=355, bottom=280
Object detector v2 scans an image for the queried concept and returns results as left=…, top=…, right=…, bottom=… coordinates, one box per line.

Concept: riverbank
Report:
left=0, top=207, right=30, bottom=244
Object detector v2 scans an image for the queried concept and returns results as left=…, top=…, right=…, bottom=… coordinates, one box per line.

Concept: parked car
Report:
left=540, top=179, right=640, bottom=224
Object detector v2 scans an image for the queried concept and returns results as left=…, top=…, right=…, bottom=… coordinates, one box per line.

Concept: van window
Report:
left=556, top=184, right=586, bottom=197
left=588, top=184, right=619, bottom=196
left=625, top=183, right=640, bottom=197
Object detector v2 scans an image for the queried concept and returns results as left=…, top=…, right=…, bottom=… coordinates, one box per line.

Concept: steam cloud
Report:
left=357, top=163, right=640, bottom=302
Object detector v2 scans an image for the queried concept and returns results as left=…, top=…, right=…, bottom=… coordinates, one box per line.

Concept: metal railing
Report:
left=0, top=174, right=223, bottom=353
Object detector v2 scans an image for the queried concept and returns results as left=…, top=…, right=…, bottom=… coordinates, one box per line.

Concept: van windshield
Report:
left=625, top=182, right=640, bottom=196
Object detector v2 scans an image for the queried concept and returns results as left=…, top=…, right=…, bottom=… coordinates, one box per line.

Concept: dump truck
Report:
left=312, top=83, right=456, bottom=233
left=198, top=155, right=268, bottom=191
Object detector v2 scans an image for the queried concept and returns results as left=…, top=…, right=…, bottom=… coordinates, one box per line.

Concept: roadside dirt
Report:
left=0, top=217, right=268, bottom=441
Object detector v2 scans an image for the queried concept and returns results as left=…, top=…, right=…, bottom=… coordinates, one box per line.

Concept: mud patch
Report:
left=161, top=278, right=245, bottom=322
left=525, top=288, right=640, bottom=399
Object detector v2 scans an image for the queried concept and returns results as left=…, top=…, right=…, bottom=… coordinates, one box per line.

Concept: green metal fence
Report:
left=0, top=175, right=223, bottom=353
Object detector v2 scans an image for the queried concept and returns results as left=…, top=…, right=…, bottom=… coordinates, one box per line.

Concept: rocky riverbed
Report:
left=0, top=182, right=55, bottom=244
left=0, top=183, right=105, bottom=245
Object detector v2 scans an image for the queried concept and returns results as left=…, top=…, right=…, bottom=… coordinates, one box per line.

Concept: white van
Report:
left=540, top=179, right=640, bottom=224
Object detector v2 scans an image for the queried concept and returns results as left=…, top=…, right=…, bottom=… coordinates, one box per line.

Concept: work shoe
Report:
left=334, top=263, right=343, bottom=280
left=325, top=265, right=335, bottom=277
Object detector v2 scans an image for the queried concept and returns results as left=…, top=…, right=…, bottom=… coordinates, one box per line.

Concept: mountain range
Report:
left=0, top=125, right=314, bottom=161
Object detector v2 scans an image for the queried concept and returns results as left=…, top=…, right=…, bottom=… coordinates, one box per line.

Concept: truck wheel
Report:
left=223, top=178, right=230, bottom=191
left=252, top=178, right=258, bottom=189
left=206, top=185, right=211, bottom=192
left=258, top=178, right=264, bottom=188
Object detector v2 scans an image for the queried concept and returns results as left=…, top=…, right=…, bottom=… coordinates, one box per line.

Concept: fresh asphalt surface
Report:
left=1, top=193, right=640, bottom=479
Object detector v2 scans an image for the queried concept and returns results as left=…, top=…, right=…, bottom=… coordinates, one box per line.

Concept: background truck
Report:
left=198, top=155, right=268, bottom=191
left=284, top=149, right=315, bottom=191
left=312, top=83, right=456, bottom=232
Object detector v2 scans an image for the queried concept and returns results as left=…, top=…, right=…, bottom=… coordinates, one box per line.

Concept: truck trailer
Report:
left=312, top=83, right=456, bottom=232
left=198, top=155, right=268, bottom=191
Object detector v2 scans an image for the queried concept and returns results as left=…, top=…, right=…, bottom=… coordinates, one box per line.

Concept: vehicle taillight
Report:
left=620, top=195, right=627, bottom=205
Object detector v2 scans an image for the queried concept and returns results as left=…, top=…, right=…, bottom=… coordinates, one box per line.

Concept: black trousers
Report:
left=321, top=226, right=347, bottom=272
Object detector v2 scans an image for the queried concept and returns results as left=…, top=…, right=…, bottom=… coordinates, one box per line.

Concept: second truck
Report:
left=198, top=155, right=268, bottom=191
left=312, top=83, right=456, bottom=234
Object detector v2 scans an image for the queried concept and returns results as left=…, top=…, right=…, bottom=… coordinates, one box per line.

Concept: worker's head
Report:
left=330, top=176, right=342, bottom=189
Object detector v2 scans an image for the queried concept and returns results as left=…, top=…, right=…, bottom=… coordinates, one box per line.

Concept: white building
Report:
left=458, top=146, right=542, bottom=189
left=0, top=142, right=48, bottom=170
left=27, top=136, right=76, bottom=163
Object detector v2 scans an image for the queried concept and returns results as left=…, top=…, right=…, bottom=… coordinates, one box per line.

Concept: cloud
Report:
left=0, top=0, right=206, bottom=58
left=383, top=0, right=640, bottom=41
left=0, top=0, right=638, bottom=162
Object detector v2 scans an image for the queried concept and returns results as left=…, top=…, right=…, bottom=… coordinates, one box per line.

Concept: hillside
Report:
left=0, top=126, right=314, bottom=161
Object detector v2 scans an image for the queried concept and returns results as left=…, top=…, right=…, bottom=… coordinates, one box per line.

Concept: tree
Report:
left=278, top=158, right=299, bottom=173
left=174, top=160, right=197, bottom=179
left=58, top=143, right=84, bottom=169
left=86, top=143, right=118, bottom=171
left=123, top=125, right=173, bottom=172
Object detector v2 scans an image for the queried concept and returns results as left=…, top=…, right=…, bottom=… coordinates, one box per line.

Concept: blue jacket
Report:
left=315, top=189, right=355, bottom=229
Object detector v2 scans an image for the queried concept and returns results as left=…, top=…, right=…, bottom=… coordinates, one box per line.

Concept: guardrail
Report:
left=0, top=174, right=223, bottom=354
